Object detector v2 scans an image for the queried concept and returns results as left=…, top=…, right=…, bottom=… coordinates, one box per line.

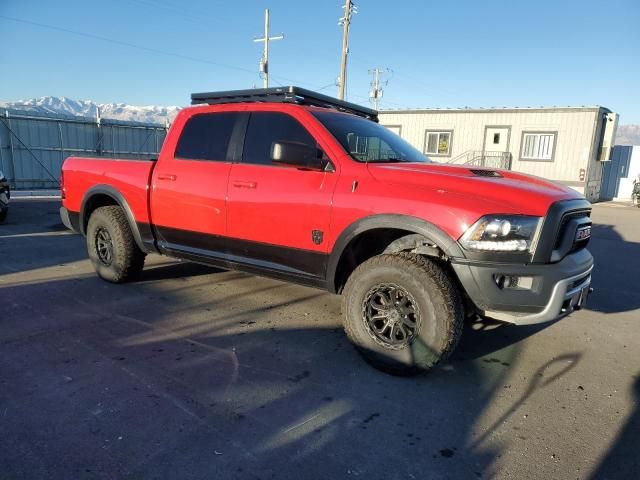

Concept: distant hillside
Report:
left=0, top=96, right=180, bottom=124
left=615, top=125, right=640, bottom=146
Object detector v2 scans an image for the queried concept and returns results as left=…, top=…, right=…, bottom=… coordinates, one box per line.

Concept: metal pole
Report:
left=372, top=68, right=380, bottom=109
left=264, top=9, right=269, bottom=88
left=95, top=106, right=103, bottom=156
left=57, top=121, right=65, bottom=188
left=5, top=111, right=17, bottom=188
left=253, top=9, right=283, bottom=89
left=338, top=0, right=353, bottom=100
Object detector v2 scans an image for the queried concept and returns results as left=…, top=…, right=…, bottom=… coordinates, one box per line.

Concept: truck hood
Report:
left=367, top=162, right=582, bottom=216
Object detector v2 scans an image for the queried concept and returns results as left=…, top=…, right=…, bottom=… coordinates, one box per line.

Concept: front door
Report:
left=484, top=126, right=510, bottom=153
left=226, top=111, right=338, bottom=281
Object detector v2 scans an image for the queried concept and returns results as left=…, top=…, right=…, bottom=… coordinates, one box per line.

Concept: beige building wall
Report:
left=379, top=107, right=612, bottom=201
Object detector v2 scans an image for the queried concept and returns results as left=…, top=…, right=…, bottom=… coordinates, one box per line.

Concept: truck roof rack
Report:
left=190, top=86, right=378, bottom=121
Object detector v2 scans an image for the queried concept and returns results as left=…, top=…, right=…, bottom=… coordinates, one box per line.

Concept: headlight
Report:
left=460, top=215, right=542, bottom=253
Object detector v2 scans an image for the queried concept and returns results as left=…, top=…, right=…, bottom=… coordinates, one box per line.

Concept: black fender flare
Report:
left=326, top=214, right=464, bottom=293
left=80, top=184, right=150, bottom=253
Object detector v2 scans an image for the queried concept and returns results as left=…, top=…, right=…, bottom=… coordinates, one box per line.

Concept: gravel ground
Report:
left=0, top=199, right=638, bottom=479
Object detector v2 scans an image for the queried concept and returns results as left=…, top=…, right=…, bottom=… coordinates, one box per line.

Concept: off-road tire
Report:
left=86, top=206, right=145, bottom=283
left=342, top=253, right=464, bottom=376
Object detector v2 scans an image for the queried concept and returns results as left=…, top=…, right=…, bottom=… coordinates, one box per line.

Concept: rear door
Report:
left=226, top=111, right=338, bottom=280
left=150, top=111, right=245, bottom=255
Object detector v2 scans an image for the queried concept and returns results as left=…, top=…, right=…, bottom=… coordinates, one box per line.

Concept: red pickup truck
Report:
left=60, top=87, right=594, bottom=375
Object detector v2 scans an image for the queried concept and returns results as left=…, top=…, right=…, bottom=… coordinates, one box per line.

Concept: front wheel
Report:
left=86, top=206, right=145, bottom=283
left=342, top=253, right=464, bottom=376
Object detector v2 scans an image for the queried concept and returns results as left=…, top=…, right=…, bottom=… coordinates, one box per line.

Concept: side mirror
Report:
left=271, top=141, right=333, bottom=172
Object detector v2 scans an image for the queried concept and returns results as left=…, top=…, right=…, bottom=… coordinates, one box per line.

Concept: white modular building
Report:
left=379, top=106, right=618, bottom=202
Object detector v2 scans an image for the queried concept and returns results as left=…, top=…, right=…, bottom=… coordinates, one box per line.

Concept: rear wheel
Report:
left=0, top=207, right=7, bottom=223
left=86, top=206, right=145, bottom=283
left=342, top=253, right=463, bottom=375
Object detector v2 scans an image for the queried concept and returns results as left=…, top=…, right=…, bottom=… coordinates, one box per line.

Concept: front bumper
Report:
left=452, top=248, right=594, bottom=325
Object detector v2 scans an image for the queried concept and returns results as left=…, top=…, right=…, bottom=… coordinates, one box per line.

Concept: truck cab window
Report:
left=175, top=112, right=239, bottom=161
left=312, top=110, right=430, bottom=163
left=243, top=112, right=316, bottom=166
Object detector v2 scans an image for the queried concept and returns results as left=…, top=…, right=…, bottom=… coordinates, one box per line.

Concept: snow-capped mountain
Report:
left=0, top=96, right=181, bottom=124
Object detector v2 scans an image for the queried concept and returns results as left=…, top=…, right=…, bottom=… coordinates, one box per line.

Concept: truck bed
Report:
left=62, top=157, right=155, bottom=226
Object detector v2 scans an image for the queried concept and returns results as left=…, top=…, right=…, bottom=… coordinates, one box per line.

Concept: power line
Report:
left=121, top=0, right=214, bottom=27
left=0, top=15, right=258, bottom=76
left=0, top=15, right=334, bottom=93
left=350, top=92, right=409, bottom=109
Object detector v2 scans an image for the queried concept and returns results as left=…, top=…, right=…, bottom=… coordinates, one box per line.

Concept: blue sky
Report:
left=1, top=0, right=639, bottom=122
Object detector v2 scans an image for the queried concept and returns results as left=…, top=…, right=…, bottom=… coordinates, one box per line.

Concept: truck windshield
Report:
left=312, top=110, right=430, bottom=163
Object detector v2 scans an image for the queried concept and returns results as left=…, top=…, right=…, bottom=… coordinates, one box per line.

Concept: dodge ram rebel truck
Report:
left=60, top=87, right=594, bottom=375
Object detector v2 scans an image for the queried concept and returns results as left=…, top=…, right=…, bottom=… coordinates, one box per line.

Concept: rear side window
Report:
left=242, top=112, right=316, bottom=166
left=174, top=112, right=238, bottom=161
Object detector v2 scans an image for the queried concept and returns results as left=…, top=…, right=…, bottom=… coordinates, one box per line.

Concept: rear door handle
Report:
left=232, top=181, right=257, bottom=189
left=158, top=174, right=177, bottom=181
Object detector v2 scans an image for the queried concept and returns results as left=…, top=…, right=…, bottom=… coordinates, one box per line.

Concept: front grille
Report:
left=554, top=210, right=591, bottom=250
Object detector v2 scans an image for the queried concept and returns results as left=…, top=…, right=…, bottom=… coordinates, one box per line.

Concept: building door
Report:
left=600, top=146, right=632, bottom=201
left=484, top=126, right=510, bottom=153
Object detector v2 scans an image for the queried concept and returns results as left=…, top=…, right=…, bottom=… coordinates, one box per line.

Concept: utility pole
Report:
left=253, top=9, right=284, bottom=88
left=368, top=68, right=392, bottom=110
left=337, top=0, right=357, bottom=100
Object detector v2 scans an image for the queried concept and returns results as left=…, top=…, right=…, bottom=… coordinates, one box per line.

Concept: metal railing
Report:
left=448, top=150, right=512, bottom=170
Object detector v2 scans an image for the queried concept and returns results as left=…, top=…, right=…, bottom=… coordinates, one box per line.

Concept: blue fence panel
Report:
left=0, top=108, right=169, bottom=189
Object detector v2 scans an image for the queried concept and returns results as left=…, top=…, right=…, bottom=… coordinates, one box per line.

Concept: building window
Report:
left=383, top=125, right=402, bottom=137
left=493, top=133, right=500, bottom=144
left=424, top=131, right=452, bottom=156
left=521, top=132, right=556, bottom=161
left=354, top=136, right=368, bottom=155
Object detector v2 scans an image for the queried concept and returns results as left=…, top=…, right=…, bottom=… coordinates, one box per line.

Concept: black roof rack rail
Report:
left=190, top=86, right=378, bottom=121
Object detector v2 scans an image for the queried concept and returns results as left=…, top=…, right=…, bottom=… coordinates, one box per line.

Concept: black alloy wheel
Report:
left=95, top=227, right=114, bottom=265
left=362, top=283, right=420, bottom=350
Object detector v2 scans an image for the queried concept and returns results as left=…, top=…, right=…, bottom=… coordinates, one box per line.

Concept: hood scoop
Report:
left=468, top=169, right=502, bottom=178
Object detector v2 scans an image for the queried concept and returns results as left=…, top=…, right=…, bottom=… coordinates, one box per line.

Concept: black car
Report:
left=0, top=170, right=9, bottom=222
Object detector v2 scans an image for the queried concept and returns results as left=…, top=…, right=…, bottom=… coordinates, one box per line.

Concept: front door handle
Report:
left=158, top=174, right=177, bottom=181
left=232, top=180, right=257, bottom=189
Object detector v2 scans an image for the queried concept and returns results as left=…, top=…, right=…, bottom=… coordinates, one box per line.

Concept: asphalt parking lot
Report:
left=1, top=199, right=638, bottom=480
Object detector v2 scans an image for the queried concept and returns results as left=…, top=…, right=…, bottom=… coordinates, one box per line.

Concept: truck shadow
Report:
left=3, top=202, right=636, bottom=478
left=587, top=224, right=640, bottom=314
left=1, top=268, right=579, bottom=479
left=588, top=373, right=640, bottom=479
